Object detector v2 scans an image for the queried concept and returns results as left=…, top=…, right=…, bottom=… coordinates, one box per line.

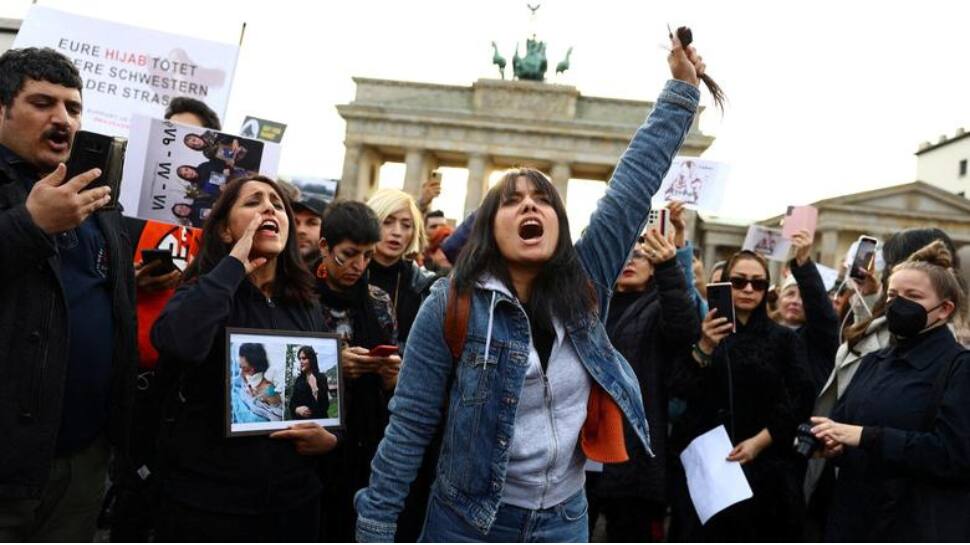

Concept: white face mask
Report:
left=245, top=371, right=265, bottom=389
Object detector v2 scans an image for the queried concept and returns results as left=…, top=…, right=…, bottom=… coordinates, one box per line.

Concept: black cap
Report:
left=292, top=195, right=326, bottom=217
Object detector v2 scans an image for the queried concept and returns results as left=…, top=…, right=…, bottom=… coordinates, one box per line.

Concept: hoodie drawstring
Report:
left=483, top=291, right=497, bottom=369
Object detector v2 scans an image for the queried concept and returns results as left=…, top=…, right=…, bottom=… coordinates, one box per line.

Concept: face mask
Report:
left=886, top=296, right=946, bottom=338
left=245, top=371, right=265, bottom=389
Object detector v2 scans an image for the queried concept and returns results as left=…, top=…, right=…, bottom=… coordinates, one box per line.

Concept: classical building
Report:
left=697, top=181, right=970, bottom=272
left=336, top=77, right=714, bottom=216
left=916, top=128, right=970, bottom=197
left=0, top=18, right=21, bottom=54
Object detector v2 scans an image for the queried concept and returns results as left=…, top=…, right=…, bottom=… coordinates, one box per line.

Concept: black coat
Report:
left=0, top=154, right=137, bottom=500
left=789, top=259, right=840, bottom=392
left=151, top=256, right=323, bottom=514
left=826, top=326, right=970, bottom=542
left=289, top=372, right=330, bottom=420
left=669, top=306, right=816, bottom=541
left=587, top=258, right=699, bottom=502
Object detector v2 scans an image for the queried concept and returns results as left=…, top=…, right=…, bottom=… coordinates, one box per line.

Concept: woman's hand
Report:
left=342, top=346, right=380, bottom=380
left=668, top=201, right=688, bottom=248
left=270, top=422, right=337, bottom=455
left=668, top=32, right=704, bottom=87
left=791, top=229, right=814, bottom=267
left=135, top=260, right=182, bottom=293
left=726, top=429, right=772, bottom=465
left=641, top=228, right=677, bottom=265
left=377, top=354, right=402, bottom=391
left=854, top=267, right=881, bottom=297
left=698, top=309, right=733, bottom=354
left=810, top=416, right=863, bottom=448
left=295, top=406, right=312, bottom=418
left=229, top=214, right=269, bottom=274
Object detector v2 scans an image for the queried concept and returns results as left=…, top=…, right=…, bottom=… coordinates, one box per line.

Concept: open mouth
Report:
left=45, top=130, right=70, bottom=151
left=256, top=219, right=280, bottom=235
left=518, top=218, right=544, bottom=241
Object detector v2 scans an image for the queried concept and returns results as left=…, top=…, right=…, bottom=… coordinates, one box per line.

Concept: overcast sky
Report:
left=5, top=0, right=970, bottom=230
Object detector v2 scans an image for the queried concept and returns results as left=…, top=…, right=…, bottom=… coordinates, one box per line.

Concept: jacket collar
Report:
left=475, top=273, right=566, bottom=343
left=875, top=323, right=957, bottom=371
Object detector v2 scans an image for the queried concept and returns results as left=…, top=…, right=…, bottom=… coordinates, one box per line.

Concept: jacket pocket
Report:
left=458, top=342, right=501, bottom=405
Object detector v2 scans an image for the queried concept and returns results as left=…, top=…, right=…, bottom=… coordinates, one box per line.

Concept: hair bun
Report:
left=906, top=240, right=954, bottom=269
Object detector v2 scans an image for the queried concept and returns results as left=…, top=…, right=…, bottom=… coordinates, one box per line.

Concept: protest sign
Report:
left=241, top=116, right=288, bottom=143
left=291, top=177, right=339, bottom=203
left=782, top=205, right=819, bottom=239
left=742, top=225, right=792, bottom=262
left=653, top=157, right=729, bottom=212
left=13, top=5, right=238, bottom=137
left=120, top=115, right=281, bottom=227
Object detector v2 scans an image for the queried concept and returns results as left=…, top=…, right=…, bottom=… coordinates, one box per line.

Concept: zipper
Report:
left=539, top=368, right=559, bottom=508
left=24, top=289, right=56, bottom=419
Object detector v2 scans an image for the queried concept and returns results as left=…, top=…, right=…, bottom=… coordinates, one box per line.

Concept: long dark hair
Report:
left=452, top=168, right=597, bottom=325
left=298, top=345, right=320, bottom=375
left=183, top=175, right=316, bottom=306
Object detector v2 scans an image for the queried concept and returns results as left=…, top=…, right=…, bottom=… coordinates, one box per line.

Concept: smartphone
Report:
left=430, top=171, right=442, bottom=184
left=368, top=345, right=399, bottom=358
left=140, top=249, right=178, bottom=276
left=849, top=236, right=878, bottom=281
left=646, top=208, right=671, bottom=238
left=65, top=131, right=127, bottom=210
left=706, top=282, right=736, bottom=331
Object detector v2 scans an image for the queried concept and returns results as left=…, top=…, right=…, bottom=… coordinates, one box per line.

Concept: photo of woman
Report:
left=288, top=345, right=331, bottom=420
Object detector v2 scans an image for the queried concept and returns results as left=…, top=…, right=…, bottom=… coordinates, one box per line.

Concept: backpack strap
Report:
left=444, top=282, right=471, bottom=361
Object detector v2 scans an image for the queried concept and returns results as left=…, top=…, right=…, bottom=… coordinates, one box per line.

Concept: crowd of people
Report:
left=2, top=32, right=970, bottom=545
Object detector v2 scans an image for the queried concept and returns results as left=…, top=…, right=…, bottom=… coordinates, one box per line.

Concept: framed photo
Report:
left=225, top=328, right=343, bottom=438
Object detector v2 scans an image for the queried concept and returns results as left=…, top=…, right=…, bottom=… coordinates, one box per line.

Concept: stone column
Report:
left=338, top=143, right=362, bottom=200
left=356, top=148, right=382, bottom=201
left=550, top=162, right=571, bottom=204
left=820, top=229, right=839, bottom=269
left=703, top=243, right=718, bottom=276
left=403, top=148, right=426, bottom=198
left=464, top=154, right=489, bottom=216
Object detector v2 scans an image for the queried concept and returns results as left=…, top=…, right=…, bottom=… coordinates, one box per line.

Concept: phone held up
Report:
left=140, top=249, right=178, bottom=277
left=849, top=236, right=879, bottom=281
left=706, top=281, right=736, bottom=332
left=368, top=345, right=399, bottom=358
left=65, top=130, right=127, bottom=211
left=645, top=208, right=671, bottom=238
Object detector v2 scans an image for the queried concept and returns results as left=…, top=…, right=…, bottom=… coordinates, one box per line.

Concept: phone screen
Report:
left=707, top=282, right=735, bottom=331
left=850, top=237, right=878, bottom=281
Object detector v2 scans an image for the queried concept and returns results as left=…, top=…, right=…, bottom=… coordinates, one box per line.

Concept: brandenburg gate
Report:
left=336, top=77, right=714, bottom=216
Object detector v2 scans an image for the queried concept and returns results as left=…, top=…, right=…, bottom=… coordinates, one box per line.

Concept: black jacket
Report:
left=789, top=258, right=840, bottom=392
left=367, top=259, right=436, bottom=350
left=826, top=326, right=970, bottom=542
left=670, top=305, right=816, bottom=540
left=151, top=256, right=322, bottom=514
left=0, top=155, right=137, bottom=500
left=289, top=372, right=330, bottom=420
left=587, top=258, right=699, bottom=502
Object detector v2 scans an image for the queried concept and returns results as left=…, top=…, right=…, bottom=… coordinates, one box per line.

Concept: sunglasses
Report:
left=728, top=276, right=770, bottom=292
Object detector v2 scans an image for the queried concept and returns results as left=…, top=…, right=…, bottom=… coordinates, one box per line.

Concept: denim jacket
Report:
left=354, top=80, right=700, bottom=541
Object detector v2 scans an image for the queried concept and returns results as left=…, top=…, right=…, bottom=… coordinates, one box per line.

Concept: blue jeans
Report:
left=420, top=490, right=589, bottom=542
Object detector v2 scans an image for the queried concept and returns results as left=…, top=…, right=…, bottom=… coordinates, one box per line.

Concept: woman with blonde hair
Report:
left=812, top=240, right=970, bottom=541
left=366, top=188, right=437, bottom=350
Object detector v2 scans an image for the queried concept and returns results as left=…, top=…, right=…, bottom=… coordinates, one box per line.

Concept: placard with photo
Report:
left=224, top=328, right=342, bottom=437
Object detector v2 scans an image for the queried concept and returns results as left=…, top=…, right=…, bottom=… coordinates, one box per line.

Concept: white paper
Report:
left=679, top=425, right=753, bottom=524
left=584, top=460, right=604, bottom=473
left=652, top=157, right=729, bottom=212
left=815, top=263, right=840, bottom=292
left=14, top=6, right=238, bottom=137
left=742, top=225, right=792, bottom=262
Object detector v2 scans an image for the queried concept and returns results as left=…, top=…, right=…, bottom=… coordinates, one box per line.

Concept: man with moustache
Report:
left=0, top=48, right=137, bottom=541
left=292, top=194, right=326, bottom=266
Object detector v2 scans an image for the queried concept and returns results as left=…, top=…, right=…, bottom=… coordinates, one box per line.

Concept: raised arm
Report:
left=575, top=38, right=703, bottom=316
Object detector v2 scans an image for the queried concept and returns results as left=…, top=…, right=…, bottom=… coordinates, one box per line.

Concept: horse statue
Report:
left=491, top=41, right=507, bottom=79
left=512, top=37, right=548, bottom=81
left=556, top=46, right=573, bottom=75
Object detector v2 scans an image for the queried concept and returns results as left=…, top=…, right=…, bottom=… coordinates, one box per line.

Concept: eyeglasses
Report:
left=629, top=250, right=650, bottom=262
left=728, top=276, right=770, bottom=292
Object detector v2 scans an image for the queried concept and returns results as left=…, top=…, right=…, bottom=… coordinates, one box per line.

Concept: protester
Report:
left=805, top=228, right=963, bottom=532
left=777, top=229, right=840, bottom=391
left=290, top=346, right=331, bottom=420
left=0, top=47, right=138, bottom=542
left=164, top=96, right=222, bottom=131
left=425, top=209, right=447, bottom=233
left=292, top=193, right=326, bottom=265
left=150, top=176, right=336, bottom=541
left=669, top=249, right=816, bottom=541
left=423, top=223, right=454, bottom=275
left=311, top=200, right=399, bottom=542
left=365, top=188, right=437, bottom=349
left=586, top=228, right=700, bottom=542
left=353, top=34, right=706, bottom=542
left=812, top=241, right=970, bottom=541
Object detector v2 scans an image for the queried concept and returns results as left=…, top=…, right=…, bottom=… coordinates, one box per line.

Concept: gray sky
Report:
left=5, top=0, right=970, bottom=229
